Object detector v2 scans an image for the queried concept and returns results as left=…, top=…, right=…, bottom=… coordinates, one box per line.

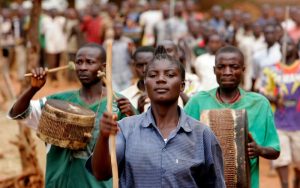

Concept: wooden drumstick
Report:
left=97, top=71, right=119, bottom=99
left=105, top=39, right=119, bottom=188
left=24, top=61, right=76, bottom=77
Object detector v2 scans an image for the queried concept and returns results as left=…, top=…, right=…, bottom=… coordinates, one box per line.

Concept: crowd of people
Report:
left=3, top=0, right=300, bottom=188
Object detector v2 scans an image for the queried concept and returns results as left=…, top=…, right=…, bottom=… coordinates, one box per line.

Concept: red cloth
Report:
left=81, top=16, right=103, bottom=44
left=288, top=27, right=300, bottom=43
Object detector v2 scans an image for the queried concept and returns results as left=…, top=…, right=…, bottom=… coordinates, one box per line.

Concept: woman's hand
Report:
left=99, top=112, right=119, bottom=140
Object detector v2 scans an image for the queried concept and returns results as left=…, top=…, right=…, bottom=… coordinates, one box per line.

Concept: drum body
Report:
left=37, top=99, right=95, bottom=150
left=201, top=109, right=250, bottom=188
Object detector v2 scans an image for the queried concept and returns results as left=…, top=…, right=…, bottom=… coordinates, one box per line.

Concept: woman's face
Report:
left=145, top=60, right=184, bottom=105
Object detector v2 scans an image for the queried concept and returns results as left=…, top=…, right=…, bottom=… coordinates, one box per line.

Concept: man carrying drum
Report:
left=184, top=46, right=280, bottom=188
left=8, top=43, right=136, bottom=188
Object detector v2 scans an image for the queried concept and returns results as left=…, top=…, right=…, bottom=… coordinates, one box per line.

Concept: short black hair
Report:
left=80, top=43, right=106, bottom=63
left=145, top=45, right=185, bottom=81
left=215, top=45, right=244, bottom=65
left=132, top=46, right=155, bottom=61
left=263, top=23, right=276, bottom=32
left=157, top=40, right=179, bottom=53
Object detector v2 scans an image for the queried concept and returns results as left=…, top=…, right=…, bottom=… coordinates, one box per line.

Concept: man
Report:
left=81, top=5, right=105, bottom=44
left=153, top=3, right=171, bottom=46
left=260, top=38, right=300, bottom=188
left=208, top=5, right=225, bottom=33
left=105, top=21, right=134, bottom=92
left=8, top=43, right=135, bottom=188
left=252, top=23, right=282, bottom=91
left=184, top=46, right=280, bottom=188
left=167, top=1, right=188, bottom=43
left=41, top=8, right=66, bottom=83
left=120, top=46, right=155, bottom=113
left=88, top=46, right=225, bottom=187
left=193, top=33, right=223, bottom=91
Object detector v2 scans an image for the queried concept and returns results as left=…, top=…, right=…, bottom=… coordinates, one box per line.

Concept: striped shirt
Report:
left=87, top=107, right=225, bottom=188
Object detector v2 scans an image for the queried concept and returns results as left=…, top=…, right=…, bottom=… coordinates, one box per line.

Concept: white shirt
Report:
left=193, top=53, right=219, bottom=91
left=139, top=10, right=162, bottom=46
left=121, top=81, right=184, bottom=112
left=42, top=15, right=67, bottom=53
left=252, top=43, right=282, bottom=79
left=252, top=42, right=282, bottom=89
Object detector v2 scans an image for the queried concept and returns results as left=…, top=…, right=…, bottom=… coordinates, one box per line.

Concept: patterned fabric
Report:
left=184, top=87, right=280, bottom=188
left=261, top=61, right=300, bottom=131
left=87, top=107, right=225, bottom=188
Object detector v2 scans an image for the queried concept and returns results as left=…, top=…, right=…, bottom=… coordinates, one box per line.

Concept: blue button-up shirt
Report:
left=87, top=107, right=225, bottom=188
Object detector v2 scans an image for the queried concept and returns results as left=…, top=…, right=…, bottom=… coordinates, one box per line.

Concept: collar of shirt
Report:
left=140, top=107, right=192, bottom=133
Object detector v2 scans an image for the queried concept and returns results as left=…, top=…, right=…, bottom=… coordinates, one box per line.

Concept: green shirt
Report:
left=44, top=90, right=127, bottom=188
left=184, top=88, right=280, bottom=188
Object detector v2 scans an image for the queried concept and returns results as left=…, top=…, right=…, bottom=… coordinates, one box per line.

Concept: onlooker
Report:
left=41, top=8, right=67, bottom=83
left=209, top=5, right=225, bottom=34
left=121, top=46, right=155, bottom=113
left=105, top=21, right=134, bottom=92
left=193, top=33, right=223, bottom=91
left=261, top=38, right=300, bottom=188
left=252, top=24, right=282, bottom=91
left=81, top=5, right=105, bottom=44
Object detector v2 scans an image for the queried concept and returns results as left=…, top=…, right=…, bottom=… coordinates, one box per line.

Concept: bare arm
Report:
left=91, top=112, right=118, bottom=180
left=10, top=68, right=47, bottom=117
left=248, top=133, right=280, bottom=160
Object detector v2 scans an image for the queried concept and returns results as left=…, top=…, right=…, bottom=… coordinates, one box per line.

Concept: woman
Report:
left=88, top=46, right=225, bottom=188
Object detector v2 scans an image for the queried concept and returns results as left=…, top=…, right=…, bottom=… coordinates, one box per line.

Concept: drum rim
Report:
left=45, top=99, right=96, bottom=118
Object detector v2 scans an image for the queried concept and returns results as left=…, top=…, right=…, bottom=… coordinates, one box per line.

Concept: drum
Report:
left=201, top=109, right=250, bottom=188
left=37, top=99, right=96, bottom=150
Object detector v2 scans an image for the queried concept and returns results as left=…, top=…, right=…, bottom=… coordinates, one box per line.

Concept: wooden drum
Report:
left=37, top=99, right=96, bottom=150
left=201, top=109, right=250, bottom=188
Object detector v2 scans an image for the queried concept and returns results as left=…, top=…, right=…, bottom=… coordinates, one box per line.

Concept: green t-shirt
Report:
left=43, top=90, right=127, bottom=188
left=184, top=88, right=280, bottom=188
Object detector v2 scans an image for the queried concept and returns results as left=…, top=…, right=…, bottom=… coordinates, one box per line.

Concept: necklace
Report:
left=78, top=89, right=104, bottom=114
left=216, top=88, right=240, bottom=104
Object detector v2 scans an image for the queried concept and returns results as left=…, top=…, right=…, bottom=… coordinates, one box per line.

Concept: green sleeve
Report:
left=184, top=95, right=200, bottom=120
left=263, top=105, right=280, bottom=151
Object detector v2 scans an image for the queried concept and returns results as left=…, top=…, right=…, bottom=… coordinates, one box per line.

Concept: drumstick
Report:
left=105, top=39, right=119, bottom=188
left=24, top=61, right=76, bottom=77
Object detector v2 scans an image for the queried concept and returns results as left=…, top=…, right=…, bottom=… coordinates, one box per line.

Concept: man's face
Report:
left=134, top=52, right=154, bottom=79
left=75, top=47, right=104, bottom=85
left=214, top=52, right=245, bottom=90
left=160, top=43, right=179, bottom=59
left=284, top=39, right=296, bottom=58
left=145, top=60, right=184, bottom=105
left=264, top=25, right=276, bottom=45
left=114, top=23, right=123, bottom=38
left=252, top=23, right=262, bottom=38
left=208, top=35, right=223, bottom=54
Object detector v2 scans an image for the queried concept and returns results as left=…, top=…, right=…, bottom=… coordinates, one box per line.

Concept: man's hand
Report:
left=137, top=94, right=149, bottom=113
left=30, top=67, right=48, bottom=91
left=116, top=97, right=135, bottom=116
left=99, top=112, right=119, bottom=140
left=247, top=133, right=261, bottom=159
